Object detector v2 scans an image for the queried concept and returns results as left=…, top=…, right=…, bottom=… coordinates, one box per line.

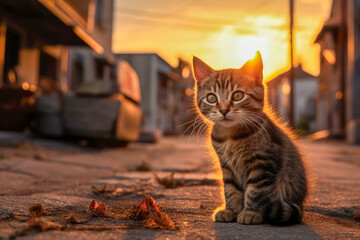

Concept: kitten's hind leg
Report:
left=215, top=209, right=236, bottom=222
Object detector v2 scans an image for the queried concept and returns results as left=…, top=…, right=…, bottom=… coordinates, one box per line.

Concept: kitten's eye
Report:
left=232, top=91, right=244, bottom=101
left=206, top=93, right=217, bottom=103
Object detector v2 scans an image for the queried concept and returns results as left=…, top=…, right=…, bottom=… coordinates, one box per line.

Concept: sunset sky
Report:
left=112, top=0, right=332, bottom=81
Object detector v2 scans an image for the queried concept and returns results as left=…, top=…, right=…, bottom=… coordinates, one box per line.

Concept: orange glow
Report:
left=323, top=49, right=336, bottom=64
left=282, top=82, right=291, bottom=95
left=8, top=70, right=16, bottom=84
left=29, top=85, right=37, bottom=92
left=207, top=27, right=270, bottom=69
left=73, top=26, right=104, bottom=54
left=335, top=91, right=343, bottom=100
left=22, top=82, right=30, bottom=91
left=185, top=88, right=193, bottom=96
left=113, top=1, right=332, bottom=81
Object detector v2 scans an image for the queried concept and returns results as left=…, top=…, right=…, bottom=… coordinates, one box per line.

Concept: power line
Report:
left=114, top=10, right=302, bottom=33
left=114, top=11, right=258, bottom=33
left=115, top=7, right=235, bottom=25
left=114, top=2, right=310, bottom=32
left=114, top=15, right=223, bottom=33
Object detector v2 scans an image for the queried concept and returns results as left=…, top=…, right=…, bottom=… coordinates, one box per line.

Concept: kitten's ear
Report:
left=241, top=51, right=263, bottom=84
left=192, top=56, right=214, bottom=85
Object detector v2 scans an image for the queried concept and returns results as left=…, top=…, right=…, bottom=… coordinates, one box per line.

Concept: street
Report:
left=0, top=132, right=359, bottom=239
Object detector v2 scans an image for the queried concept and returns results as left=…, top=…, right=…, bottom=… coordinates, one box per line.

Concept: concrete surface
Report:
left=0, top=132, right=359, bottom=239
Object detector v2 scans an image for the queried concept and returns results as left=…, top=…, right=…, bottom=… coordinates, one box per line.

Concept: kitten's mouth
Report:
left=221, top=118, right=233, bottom=121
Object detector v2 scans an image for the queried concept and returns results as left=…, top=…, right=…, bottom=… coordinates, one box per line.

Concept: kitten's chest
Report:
left=212, top=139, right=249, bottom=168
left=212, top=138, right=255, bottom=185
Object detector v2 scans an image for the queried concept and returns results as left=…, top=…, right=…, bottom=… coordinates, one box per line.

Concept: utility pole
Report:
left=289, top=0, right=295, bottom=126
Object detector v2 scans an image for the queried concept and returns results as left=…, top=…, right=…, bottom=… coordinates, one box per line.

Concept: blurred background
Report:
left=0, top=0, right=359, bottom=145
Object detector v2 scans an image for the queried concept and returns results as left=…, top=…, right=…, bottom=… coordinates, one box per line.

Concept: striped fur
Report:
left=192, top=54, right=307, bottom=225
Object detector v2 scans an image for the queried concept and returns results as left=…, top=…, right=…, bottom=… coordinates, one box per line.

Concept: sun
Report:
left=207, top=27, right=270, bottom=70
left=234, top=35, right=270, bottom=66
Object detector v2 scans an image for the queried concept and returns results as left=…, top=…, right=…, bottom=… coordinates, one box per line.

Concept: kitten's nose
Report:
left=219, top=109, right=230, bottom=116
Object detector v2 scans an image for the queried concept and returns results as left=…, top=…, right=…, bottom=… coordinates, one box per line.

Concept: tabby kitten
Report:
left=192, top=52, right=307, bottom=225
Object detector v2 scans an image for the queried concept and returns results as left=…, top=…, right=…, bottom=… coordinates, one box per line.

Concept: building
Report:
left=0, top=0, right=113, bottom=93
left=115, top=53, right=193, bottom=141
left=315, top=0, right=360, bottom=144
left=267, top=65, right=317, bottom=133
left=0, top=0, right=114, bottom=131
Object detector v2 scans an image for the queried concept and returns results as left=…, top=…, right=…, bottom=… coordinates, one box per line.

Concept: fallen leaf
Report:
left=154, top=172, right=184, bottom=188
left=66, top=214, right=80, bottom=224
left=92, top=184, right=152, bottom=197
left=11, top=217, right=63, bottom=238
left=130, top=195, right=177, bottom=230
left=354, top=210, right=360, bottom=222
left=17, top=143, right=32, bottom=150
left=89, top=200, right=105, bottom=217
left=135, top=161, right=152, bottom=171
left=29, top=202, right=45, bottom=217
left=120, top=184, right=153, bottom=196
left=112, top=187, right=124, bottom=195
left=92, top=185, right=109, bottom=195
left=34, top=153, right=47, bottom=160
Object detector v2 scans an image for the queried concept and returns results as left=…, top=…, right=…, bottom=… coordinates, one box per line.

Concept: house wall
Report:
left=18, top=48, right=40, bottom=88
left=294, top=78, right=317, bottom=132
left=116, top=54, right=159, bottom=132
left=115, top=54, right=185, bottom=135
left=267, top=76, right=317, bottom=132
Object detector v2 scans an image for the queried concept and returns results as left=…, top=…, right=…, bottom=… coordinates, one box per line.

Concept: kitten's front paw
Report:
left=214, top=209, right=236, bottom=222
left=237, top=210, right=263, bottom=225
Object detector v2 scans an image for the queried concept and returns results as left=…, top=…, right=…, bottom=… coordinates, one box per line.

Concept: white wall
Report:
left=294, top=78, right=318, bottom=131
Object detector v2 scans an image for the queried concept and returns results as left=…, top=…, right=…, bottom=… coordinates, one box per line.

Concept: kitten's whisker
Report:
left=244, top=114, right=274, bottom=140
left=246, top=113, right=274, bottom=133
left=177, top=118, right=198, bottom=128
left=188, top=119, right=204, bottom=142
left=196, top=122, right=208, bottom=142
left=180, top=116, right=201, bottom=140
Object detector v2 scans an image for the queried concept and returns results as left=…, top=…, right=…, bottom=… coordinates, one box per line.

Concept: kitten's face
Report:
left=193, top=52, right=264, bottom=128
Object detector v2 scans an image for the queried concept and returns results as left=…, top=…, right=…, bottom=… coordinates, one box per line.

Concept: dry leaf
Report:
left=92, top=184, right=152, bottom=197
left=29, top=202, right=45, bottom=217
left=120, top=184, right=152, bottom=196
left=135, top=161, right=152, bottom=171
left=89, top=200, right=105, bottom=217
left=354, top=210, right=360, bottom=222
left=130, top=195, right=177, bottom=230
left=154, top=172, right=184, bottom=188
left=34, top=153, right=47, bottom=160
left=12, top=217, right=63, bottom=238
left=66, top=214, right=80, bottom=224
left=92, top=185, right=109, bottom=195
left=17, top=143, right=32, bottom=150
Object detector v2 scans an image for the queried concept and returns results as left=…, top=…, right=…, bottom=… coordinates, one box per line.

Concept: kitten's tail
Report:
left=264, top=200, right=303, bottom=225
